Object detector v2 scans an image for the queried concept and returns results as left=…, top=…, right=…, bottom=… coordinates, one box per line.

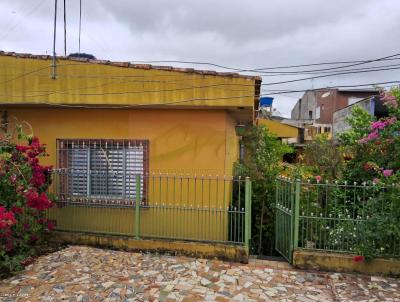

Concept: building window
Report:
left=56, top=139, right=149, bottom=205
left=324, top=126, right=331, bottom=133
left=308, top=110, right=313, bottom=119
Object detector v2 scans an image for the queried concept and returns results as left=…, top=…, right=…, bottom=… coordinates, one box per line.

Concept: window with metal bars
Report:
left=56, top=139, right=149, bottom=205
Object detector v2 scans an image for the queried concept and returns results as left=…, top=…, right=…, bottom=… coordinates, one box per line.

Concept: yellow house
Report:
left=257, top=118, right=299, bottom=143
left=0, top=51, right=260, bottom=245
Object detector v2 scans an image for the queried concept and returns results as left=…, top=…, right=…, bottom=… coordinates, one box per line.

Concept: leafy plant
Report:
left=234, top=125, right=293, bottom=255
left=0, top=127, right=54, bottom=276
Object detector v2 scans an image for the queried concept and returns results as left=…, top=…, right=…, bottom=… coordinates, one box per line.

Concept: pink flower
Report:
left=367, top=130, right=379, bottom=141
left=9, top=174, right=17, bottom=185
left=358, top=130, right=379, bottom=144
left=383, top=169, right=393, bottom=177
left=315, top=175, right=322, bottom=182
left=386, top=116, right=397, bottom=126
left=373, top=178, right=380, bottom=184
left=380, top=91, right=398, bottom=109
left=371, top=121, right=386, bottom=130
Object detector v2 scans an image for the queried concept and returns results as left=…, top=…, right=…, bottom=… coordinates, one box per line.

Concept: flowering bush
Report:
left=333, top=88, right=400, bottom=259
left=0, top=129, right=54, bottom=275
left=339, top=88, right=400, bottom=184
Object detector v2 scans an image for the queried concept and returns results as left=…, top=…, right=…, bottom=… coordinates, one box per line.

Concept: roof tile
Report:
left=0, top=50, right=261, bottom=81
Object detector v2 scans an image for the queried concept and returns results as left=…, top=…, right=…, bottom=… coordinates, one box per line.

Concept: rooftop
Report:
left=0, top=50, right=261, bottom=81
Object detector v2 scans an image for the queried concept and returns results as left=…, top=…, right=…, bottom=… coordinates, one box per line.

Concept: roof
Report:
left=258, top=118, right=299, bottom=138
left=0, top=50, right=261, bottom=111
left=0, top=50, right=261, bottom=81
left=337, top=88, right=379, bottom=93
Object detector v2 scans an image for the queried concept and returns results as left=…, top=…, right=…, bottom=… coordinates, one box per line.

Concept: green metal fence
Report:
left=276, top=177, right=400, bottom=262
left=47, top=171, right=251, bottom=246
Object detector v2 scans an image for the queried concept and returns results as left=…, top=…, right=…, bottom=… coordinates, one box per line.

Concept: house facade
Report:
left=0, top=51, right=260, bottom=244
left=290, top=89, right=378, bottom=140
left=332, top=95, right=388, bottom=138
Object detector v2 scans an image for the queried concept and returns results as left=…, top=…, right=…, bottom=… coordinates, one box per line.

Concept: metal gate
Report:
left=275, top=177, right=300, bottom=263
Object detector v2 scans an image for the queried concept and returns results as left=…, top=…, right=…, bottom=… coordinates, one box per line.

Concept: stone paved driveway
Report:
left=0, top=246, right=399, bottom=301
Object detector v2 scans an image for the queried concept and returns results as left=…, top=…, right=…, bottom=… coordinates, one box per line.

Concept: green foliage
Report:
left=234, top=125, right=293, bottom=255
left=302, top=134, right=343, bottom=180
left=338, top=106, right=374, bottom=146
left=0, top=128, right=54, bottom=277
left=297, top=88, right=400, bottom=260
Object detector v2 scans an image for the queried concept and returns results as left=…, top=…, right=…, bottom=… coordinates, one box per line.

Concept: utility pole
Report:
left=78, top=0, right=82, bottom=56
left=52, top=0, right=58, bottom=80
left=63, top=0, right=66, bottom=56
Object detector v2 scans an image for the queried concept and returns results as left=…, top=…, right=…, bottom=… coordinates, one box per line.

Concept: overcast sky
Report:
left=1, top=0, right=400, bottom=116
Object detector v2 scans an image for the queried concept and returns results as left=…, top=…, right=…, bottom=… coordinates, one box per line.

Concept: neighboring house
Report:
left=290, top=89, right=379, bottom=140
left=333, top=95, right=388, bottom=138
left=0, top=51, right=261, bottom=244
left=257, top=118, right=300, bottom=144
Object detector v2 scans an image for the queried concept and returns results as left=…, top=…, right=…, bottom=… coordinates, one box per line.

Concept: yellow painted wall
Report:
left=0, top=53, right=255, bottom=242
left=0, top=55, right=256, bottom=109
left=6, top=107, right=242, bottom=241
left=257, top=119, right=299, bottom=138
left=6, top=107, right=236, bottom=175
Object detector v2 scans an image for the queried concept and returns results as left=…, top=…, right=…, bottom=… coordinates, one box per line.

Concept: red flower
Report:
left=5, top=239, right=13, bottom=252
left=0, top=229, right=12, bottom=238
left=46, top=221, right=55, bottom=231
left=30, top=171, right=46, bottom=187
left=0, top=209, right=16, bottom=229
left=343, top=155, right=352, bottom=161
left=20, top=257, right=34, bottom=267
left=353, top=255, right=365, bottom=263
left=11, top=206, right=23, bottom=215
left=315, top=175, right=322, bottom=182
left=25, top=190, right=53, bottom=211
left=16, top=145, right=30, bottom=152
left=29, top=234, right=38, bottom=242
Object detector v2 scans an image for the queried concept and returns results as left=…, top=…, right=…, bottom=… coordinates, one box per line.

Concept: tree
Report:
left=235, top=125, right=293, bottom=255
left=302, top=133, right=343, bottom=180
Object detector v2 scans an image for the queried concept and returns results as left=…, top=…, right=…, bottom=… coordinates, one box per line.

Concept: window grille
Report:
left=56, top=139, right=149, bottom=205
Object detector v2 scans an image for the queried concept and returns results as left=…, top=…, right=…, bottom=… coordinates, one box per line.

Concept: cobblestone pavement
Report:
left=0, top=246, right=399, bottom=301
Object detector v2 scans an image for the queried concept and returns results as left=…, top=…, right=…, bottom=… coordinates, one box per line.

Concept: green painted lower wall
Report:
left=46, top=205, right=231, bottom=242
left=51, top=231, right=249, bottom=263
left=293, top=249, right=400, bottom=277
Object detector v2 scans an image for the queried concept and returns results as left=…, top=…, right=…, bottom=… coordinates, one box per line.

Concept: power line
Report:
left=2, top=52, right=400, bottom=86
left=262, top=80, right=400, bottom=95
left=131, top=53, right=400, bottom=73
left=0, top=82, right=253, bottom=98
left=0, top=80, right=399, bottom=100
left=262, top=65, right=400, bottom=86
left=53, top=65, right=400, bottom=87
left=255, top=63, right=400, bottom=76
left=0, top=93, right=260, bottom=108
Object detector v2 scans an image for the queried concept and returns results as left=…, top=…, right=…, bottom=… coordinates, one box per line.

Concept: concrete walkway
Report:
left=0, top=246, right=399, bottom=301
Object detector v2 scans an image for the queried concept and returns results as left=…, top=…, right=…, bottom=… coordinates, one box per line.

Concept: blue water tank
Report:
left=260, top=97, right=274, bottom=107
